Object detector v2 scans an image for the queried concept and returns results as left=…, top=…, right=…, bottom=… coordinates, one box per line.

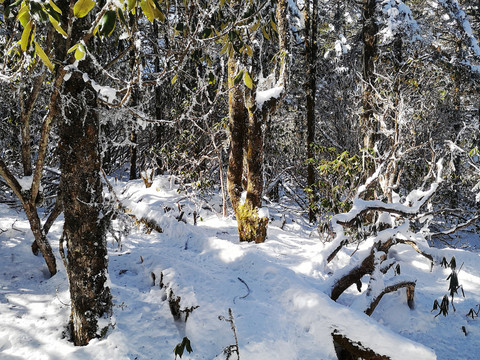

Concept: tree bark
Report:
left=331, top=249, right=376, bottom=301
left=226, top=0, right=289, bottom=243
left=55, top=2, right=112, bottom=345
left=360, top=0, right=378, bottom=152
left=60, top=69, right=112, bottom=345
left=226, top=56, right=246, bottom=214
left=129, top=129, right=138, bottom=180
left=364, top=281, right=416, bottom=316
left=236, top=89, right=268, bottom=243
left=305, top=0, right=318, bottom=223
left=332, top=330, right=391, bottom=360
left=0, top=159, right=57, bottom=276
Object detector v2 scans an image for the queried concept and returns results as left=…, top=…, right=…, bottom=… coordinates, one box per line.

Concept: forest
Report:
left=0, top=0, right=480, bottom=359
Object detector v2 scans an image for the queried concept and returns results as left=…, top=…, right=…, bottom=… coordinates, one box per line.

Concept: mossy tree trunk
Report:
left=236, top=88, right=268, bottom=243
left=226, top=0, right=289, bottom=243
left=226, top=55, right=246, bottom=215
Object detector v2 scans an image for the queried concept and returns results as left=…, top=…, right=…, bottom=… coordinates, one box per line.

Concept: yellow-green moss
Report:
left=236, top=202, right=268, bottom=243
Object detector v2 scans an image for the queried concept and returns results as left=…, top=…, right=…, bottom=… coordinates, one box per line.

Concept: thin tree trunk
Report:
left=0, top=159, right=57, bottom=276
left=129, top=129, right=138, bottom=180
left=245, top=90, right=263, bottom=210
left=129, top=13, right=139, bottom=180
left=305, top=0, right=318, bottom=223
left=360, top=0, right=378, bottom=152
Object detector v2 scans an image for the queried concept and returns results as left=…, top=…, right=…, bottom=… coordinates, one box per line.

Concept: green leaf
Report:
left=67, top=43, right=79, bottom=54
left=127, top=0, right=136, bottom=11
left=250, top=19, right=260, bottom=32
left=173, top=343, right=184, bottom=358
left=48, top=14, right=67, bottom=37
left=73, top=0, right=95, bottom=18
left=45, top=4, right=62, bottom=21
left=17, top=2, right=30, bottom=27
left=140, top=0, right=155, bottom=23
left=34, top=41, right=54, bottom=71
left=152, top=0, right=165, bottom=21
left=244, top=70, right=253, bottom=89
left=75, top=43, right=86, bottom=60
left=270, top=18, right=277, bottom=33
left=233, top=70, right=243, bottom=86
left=49, top=0, right=62, bottom=14
left=99, top=10, right=116, bottom=36
left=20, top=19, right=33, bottom=52
left=261, top=25, right=270, bottom=40
left=171, top=74, right=178, bottom=84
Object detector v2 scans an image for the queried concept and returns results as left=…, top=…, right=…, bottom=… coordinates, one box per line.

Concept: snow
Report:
left=1, top=176, right=480, bottom=359
left=381, top=0, right=422, bottom=43
left=15, top=175, right=34, bottom=192
left=256, top=86, right=284, bottom=108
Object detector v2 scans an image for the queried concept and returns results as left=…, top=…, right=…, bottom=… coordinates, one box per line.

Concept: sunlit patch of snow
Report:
left=412, top=260, right=432, bottom=271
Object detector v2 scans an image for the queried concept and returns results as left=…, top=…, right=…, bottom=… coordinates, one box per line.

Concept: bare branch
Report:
left=365, top=281, right=416, bottom=316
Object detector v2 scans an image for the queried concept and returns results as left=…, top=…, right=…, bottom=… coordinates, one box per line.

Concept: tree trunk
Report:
left=129, top=129, right=137, bottom=180
left=226, top=56, right=246, bottom=214
left=54, top=2, right=112, bottom=344
left=236, top=89, right=268, bottom=243
left=226, top=0, right=289, bottom=243
left=305, top=0, right=318, bottom=223
left=60, top=69, right=112, bottom=345
left=129, top=18, right=139, bottom=180
left=0, top=160, right=57, bottom=276
left=360, top=0, right=378, bottom=151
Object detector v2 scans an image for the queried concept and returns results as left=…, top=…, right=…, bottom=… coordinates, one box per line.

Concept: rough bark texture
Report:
left=245, top=90, right=263, bottom=210
left=226, top=56, right=246, bottom=214
left=305, top=0, right=318, bottom=223
left=60, top=70, right=112, bottom=345
left=226, top=0, right=289, bottom=243
left=331, top=249, right=376, bottom=301
left=360, top=0, right=379, bottom=213
left=54, top=2, right=112, bottom=344
left=129, top=129, right=138, bottom=180
left=360, top=0, right=379, bottom=151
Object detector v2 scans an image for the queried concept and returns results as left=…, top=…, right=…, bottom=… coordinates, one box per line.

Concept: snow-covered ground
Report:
left=1, top=176, right=479, bottom=359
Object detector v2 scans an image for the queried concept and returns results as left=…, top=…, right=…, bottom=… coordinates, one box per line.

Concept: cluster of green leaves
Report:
left=2, top=0, right=168, bottom=71
left=307, top=145, right=361, bottom=215
left=3, top=0, right=65, bottom=71
left=214, top=1, right=280, bottom=89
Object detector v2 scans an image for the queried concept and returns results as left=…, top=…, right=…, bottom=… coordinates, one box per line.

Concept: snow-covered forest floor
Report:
left=1, top=175, right=480, bottom=359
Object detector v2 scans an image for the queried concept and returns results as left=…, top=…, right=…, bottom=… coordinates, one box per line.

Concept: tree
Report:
left=223, top=0, right=289, bottom=243
left=305, top=0, right=319, bottom=223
